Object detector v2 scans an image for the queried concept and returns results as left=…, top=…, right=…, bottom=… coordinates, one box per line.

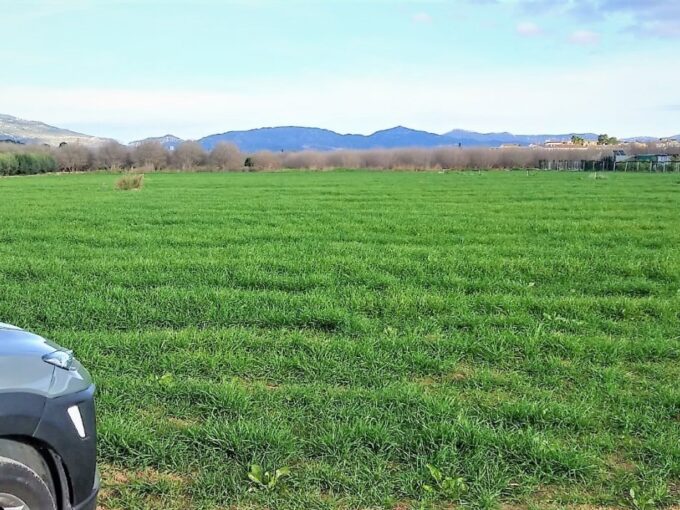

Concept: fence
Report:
left=539, top=158, right=680, bottom=172
left=539, top=159, right=613, bottom=171
left=613, top=160, right=680, bottom=173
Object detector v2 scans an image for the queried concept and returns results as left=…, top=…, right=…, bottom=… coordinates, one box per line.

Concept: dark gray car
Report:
left=0, top=322, right=98, bottom=510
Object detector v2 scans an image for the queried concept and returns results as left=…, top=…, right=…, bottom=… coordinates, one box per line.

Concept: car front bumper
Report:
left=33, top=384, right=98, bottom=509
left=73, top=468, right=99, bottom=510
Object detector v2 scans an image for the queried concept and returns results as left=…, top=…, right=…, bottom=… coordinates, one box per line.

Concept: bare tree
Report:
left=208, top=142, right=243, bottom=170
left=431, top=148, right=458, bottom=169
left=5, top=140, right=671, bottom=174
left=361, top=149, right=391, bottom=169
left=282, top=151, right=325, bottom=169
left=250, top=151, right=282, bottom=170
left=173, top=141, right=206, bottom=170
left=322, top=150, right=362, bottom=169
left=55, top=144, right=91, bottom=172
left=95, top=141, right=129, bottom=169
left=131, top=141, right=168, bottom=170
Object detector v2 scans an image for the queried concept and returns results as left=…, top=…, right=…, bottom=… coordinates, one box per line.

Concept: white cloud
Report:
left=516, top=21, right=542, bottom=37
left=518, top=0, right=680, bottom=38
left=568, top=29, right=600, bottom=45
left=412, top=12, right=432, bottom=24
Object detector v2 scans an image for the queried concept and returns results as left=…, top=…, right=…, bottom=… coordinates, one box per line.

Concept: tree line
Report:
left=0, top=139, right=677, bottom=176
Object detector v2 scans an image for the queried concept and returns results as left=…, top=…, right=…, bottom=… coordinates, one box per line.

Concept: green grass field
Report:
left=1, top=171, right=679, bottom=509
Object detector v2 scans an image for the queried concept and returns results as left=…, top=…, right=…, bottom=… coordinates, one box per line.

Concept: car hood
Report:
left=0, top=325, right=92, bottom=396
left=0, top=322, right=23, bottom=331
left=0, top=326, right=62, bottom=356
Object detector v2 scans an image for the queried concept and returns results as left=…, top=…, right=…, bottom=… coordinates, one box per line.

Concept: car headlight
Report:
left=43, top=350, right=76, bottom=370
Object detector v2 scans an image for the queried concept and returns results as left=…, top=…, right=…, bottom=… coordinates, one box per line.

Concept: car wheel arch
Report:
left=0, top=437, right=71, bottom=509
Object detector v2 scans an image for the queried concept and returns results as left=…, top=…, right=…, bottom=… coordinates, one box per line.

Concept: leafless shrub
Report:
left=431, top=148, right=465, bottom=169
left=131, top=141, right=167, bottom=170
left=95, top=141, right=130, bottom=170
left=208, top=142, right=243, bottom=170
left=173, top=141, right=206, bottom=170
left=55, top=144, right=91, bottom=172
left=358, top=149, right=389, bottom=169
left=325, top=150, right=363, bottom=169
left=281, top=151, right=327, bottom=169
left=249, top=151, right=282, bottom=170
left=3, top=140, right=676, bottom=174
left=115, top=174, right=144, bottom=190
left=386, top=148, right=432, bottom=170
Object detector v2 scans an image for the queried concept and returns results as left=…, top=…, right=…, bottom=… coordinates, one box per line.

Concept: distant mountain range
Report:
left=0, top=114, right=110, bottom=146
left=134, top=127, right=677, bottom=152
left=132, top=126, right=607, bottom=152
left=1, top=113, right=676, bottom=151
left=444, top=130, right=602, bottom=147
left=201, top=126, right=450, bottom=152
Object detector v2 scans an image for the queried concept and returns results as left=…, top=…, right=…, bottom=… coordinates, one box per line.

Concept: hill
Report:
left=0, top=114, right=109, bottom=146
left=198, top=126, right=450, bottom=152
left=169, top=127, right=614, bottom=152
left=443, top=129, right=600, bottom=146
left=2, top=113, right=674, bottom=151
left=128, top=134, right=184, bottom=150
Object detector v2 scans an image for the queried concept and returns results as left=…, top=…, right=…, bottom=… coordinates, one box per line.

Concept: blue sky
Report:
left=2, top=0, right=679, bottom=141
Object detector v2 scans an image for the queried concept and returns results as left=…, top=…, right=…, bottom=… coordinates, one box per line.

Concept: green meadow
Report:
left=0, top=171, right=678, bottom=509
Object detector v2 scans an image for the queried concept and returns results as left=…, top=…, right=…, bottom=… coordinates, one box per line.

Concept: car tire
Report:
left=0, top=456, right=56, bottom=510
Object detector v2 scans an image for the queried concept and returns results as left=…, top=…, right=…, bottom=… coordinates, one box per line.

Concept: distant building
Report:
left=544, top=140, right=573, bottom=148
left=500, top=143, right=521, bottom=148
left=543, top=140, right=592, bottom=149
left=659, top=138, right=680, bottom=148
left=613, top=150, right=630, bottom=163
left=634, top=154, right=672, bottom=164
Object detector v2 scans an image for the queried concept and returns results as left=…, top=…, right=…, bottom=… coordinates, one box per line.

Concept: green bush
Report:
left=0, top=153, right=18, bottom=175
left=0, top=152, right=58, bottom=176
